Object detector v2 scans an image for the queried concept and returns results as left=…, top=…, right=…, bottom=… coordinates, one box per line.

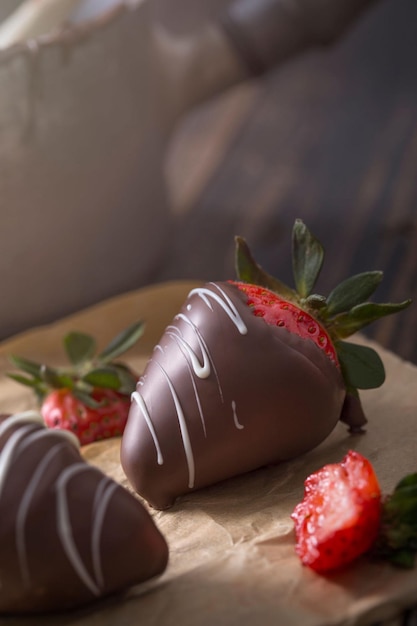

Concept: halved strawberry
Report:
left=292, top=452, right=417, bottom=573
left=7, top=321, right=144, bottom=445
left=291, top=450, right=382, bottom=572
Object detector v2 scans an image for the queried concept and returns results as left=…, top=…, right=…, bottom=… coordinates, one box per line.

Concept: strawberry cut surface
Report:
left=232, top=281, right=339, bottom=366
left=291, top=450, right=382, bottom=573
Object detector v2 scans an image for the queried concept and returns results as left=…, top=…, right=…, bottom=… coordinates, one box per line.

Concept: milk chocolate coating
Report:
left=0, top=412, right=168, bottom=615
left=121, top=282, right=347, bottom=509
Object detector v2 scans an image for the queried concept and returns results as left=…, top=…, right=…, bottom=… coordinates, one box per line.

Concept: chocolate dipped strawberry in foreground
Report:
left=121, top=220, right=411, bottom=510
left=0, top=411, right=168, bottom=615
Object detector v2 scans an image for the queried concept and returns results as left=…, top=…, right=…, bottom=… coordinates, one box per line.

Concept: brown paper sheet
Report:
left=0, top=281, right=416, bottom=626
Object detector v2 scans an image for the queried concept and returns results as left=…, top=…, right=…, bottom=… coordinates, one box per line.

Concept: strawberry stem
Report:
left=374, top=473, right=417, bottom=568
left=234, top=219, right=412, bottom=394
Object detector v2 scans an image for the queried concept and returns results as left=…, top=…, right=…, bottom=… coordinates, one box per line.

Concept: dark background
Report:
left=158, top=0, right=417, bottom=363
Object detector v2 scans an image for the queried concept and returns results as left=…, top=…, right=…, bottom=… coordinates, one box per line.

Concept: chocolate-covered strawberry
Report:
left=8, top=322, right=144, bottom=445
left=121, top=220, right=411, bottom=509
left=0, top=411, right=168, bottom=614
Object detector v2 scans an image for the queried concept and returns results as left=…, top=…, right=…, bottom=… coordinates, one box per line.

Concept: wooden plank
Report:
left=159, top=0, right=417, bottom=363
left=166, top=83, right=259, bottom=216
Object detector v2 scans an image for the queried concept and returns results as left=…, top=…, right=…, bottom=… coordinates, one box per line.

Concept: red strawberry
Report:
left=40, top=387, right=132, bottom=445
left=8, top=321, right=144, bottom=445
left=233, top=221, right=411, bottom=430
left=291, top=450, right=382, bottom=572
left=231, top=282, right=339, bottom=366
left=292, top=452, right=417, bottom=573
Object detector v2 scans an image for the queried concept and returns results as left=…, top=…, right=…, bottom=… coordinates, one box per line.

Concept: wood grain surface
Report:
left=163, top=0, right=417, bottom=364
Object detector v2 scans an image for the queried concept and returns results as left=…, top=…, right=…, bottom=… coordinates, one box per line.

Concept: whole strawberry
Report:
left=292, top=451, right=417, bottom=573
left=8, top=322, right=144, bottom=445
left=121, top=220, right=411, bottom=509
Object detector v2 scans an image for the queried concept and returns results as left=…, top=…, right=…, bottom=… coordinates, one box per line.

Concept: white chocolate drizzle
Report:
left=0, top=412, right=79, bottom=501
left=165, top=318, right=210, bottom=435
left=188, top=284, right=248, bottom=335
left=166, top=323, right=210, bottom=379
left=133, top=283, right=247, bottom=492
left=16, top=440, right=67, bottom=587
left=0, top=413, right=119, bottom=597
left=169, top=343, right=208, bottom=437
left=55, top=462, right=117, bottom=596
left=0, top=410, right=79, bottom=449
left=91, top=478, right=118, bottom=590
left=0, top=411, right=44, bottom=435
left=156, top=362, right=195, bottom=489
left=0, top=424, right=39, bottom=500
left=131, top=391, right=164, bottom=465
left=231, top=401, right=244, bottom=430
left=174, top=313, right=224, bottom=403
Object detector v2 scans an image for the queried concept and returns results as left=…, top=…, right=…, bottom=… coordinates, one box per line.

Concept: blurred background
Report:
left=160, top=0, right=417, bottom=363
left=0, top=0, right=416, bottom=363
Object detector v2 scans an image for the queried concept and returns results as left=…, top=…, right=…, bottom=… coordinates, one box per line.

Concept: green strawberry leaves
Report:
left=7, top=357, right=74, bottom=401
left=8, top=355, right=43, bottom=379
left=335, top=341, right=385, bottom=390
left=292, top=218, right=324, bottom=298
left=72, top=388, right=104, bottom=409
left=375, top=473, right=417, bottom=568
left=98, top=321, right=145, bottom=362
left=326, top=271, right=383, bottom=316
left=7, top=320, right=145, bottom=403
left=235, top=236, right=296, bottom=301
left=82, top=367, right=123, bottom=390
left=63, top=321, right=145, bottom=367
left=331, top=301, right=412, bottom=338
left=234, top=219, right=412, bottom=394
left=81, top=364, right=138, bottom=394
left=64, top=332, right=96, bottom=366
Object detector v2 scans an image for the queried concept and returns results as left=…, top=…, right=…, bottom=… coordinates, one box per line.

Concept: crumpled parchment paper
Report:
left=0, top=281, right=416, bottom=626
